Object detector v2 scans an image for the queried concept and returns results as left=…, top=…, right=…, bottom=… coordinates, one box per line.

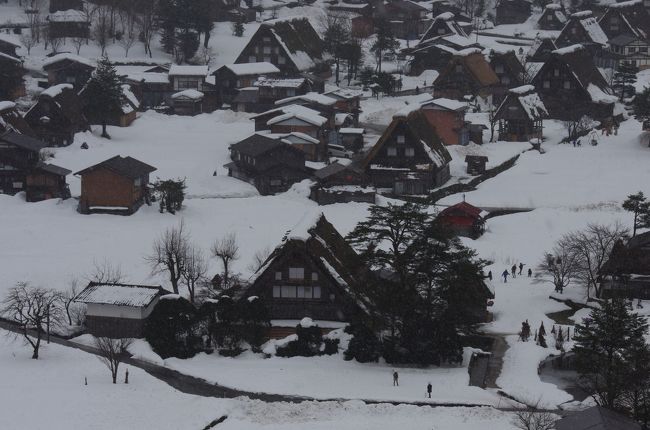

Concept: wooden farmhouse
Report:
left=488, top=50, right=525, bottom=103
left=600, top=232, right=650, bottom=299
left=433, top=51, right=500, bottom=100
left=47, top=9, right=90, bottom=39
left=0, top=131, right=71, bottom=201
left=420, top=97, right=470, bottom=146
left=122, top=65, right=171, bottom=110
left=251, top=104, right=329, bottom=161
left=24, top=84, right=89, bottom=147
left=532, top=45, right=616, bottom=122
left=234, top=17, right=325, bottom=77
left=408, top=36, right=480, bottom=75
left=338, top=127, right=365, bottom=152
left=75, top=155, right=156, bottom=215
left=373, top=0, right=431, bottom=39
left=494, top=85, right=548, bottom=142
left=436, top=201, right=488, bottom=239
left=361, top=108, right=452, bottom=196
left=42, top=53, right=95, bottom=89
left=232, top=77, right=312, bottom=113
left=211, top=62, right=281, bottom=106
left=49, top=0, right=84, bottom=13
left=238, top=213, right=372, bottom=335
left=537, top=3, right=567, bottom=31
left=310, top=161, right=375, bottom=205
left=495, top=0, right=531, bottom=25
left=600, top=0, right=650, bottom=69
left=556, top=11, right=614, bottom=67
left=171, top=89, right=204, bottom=116
left=323, top=88, right=363, bottom=124
left=75, top=282, right=169, bottom=338
left=0, top=41, right=25, bottom=101
left=224, top=133, right=309, bottom=195
left=419, top=12, right=468, bottom=42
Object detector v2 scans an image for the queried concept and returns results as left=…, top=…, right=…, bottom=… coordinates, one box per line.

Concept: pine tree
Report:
left=538, top=330, right=547, bottom=348
left=555, top=326, right=564, bottom=351
left=551, top=325, right=556, bottom=335
left=232, top=18, right=245, bottom=37
left=622, top=191, right=650, bottom=237
left=370, top=19, right=399, bottom=73
left=539, top=321, right=546, bottom=337
left=612, top=63, right=638, bottom=101
left=574, top=299, right=650, bottom=414
left=634, top=86, right=650, bottom=118
left=81, top=56, right=124, bottom=139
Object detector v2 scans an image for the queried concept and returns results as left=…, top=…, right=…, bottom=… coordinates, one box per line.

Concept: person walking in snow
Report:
left=502, top=270, right=509, bottom=283
left=427, top=382, right=432, bottom=398
left=528, top=268, right=532, bottom=278
left=518, top=263, right=524, bottom=275
left=511, top=265, right=517, bottom=278
left=393, top=371, right=399, bottom=386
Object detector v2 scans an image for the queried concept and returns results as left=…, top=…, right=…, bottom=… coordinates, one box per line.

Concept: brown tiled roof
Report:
left=75, top=155, right=156, bottom=178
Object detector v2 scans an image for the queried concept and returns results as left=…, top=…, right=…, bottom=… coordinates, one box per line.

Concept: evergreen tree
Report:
left=144, top=296, right=198, bottom=358
left=574, top=299, right=650, bottom=417
left=613, top=63, right=638, bottom=101
left=344, top=323, right=381, bottom=363
left=323, top=14, right=351, bottom=85
left=634, top=86, right=650, bottom=118
left=153, top=178, right=187, bottom=214
left=238, top=296, right=270, bottom=351
left=622, top=191, right=650, bottom=237
left=232, top=18, right=245, bottom=37
left=370, top=19, right=399, bottom=73
left=539, top=321, right=546, bottom=337
left=538, top=330, right=547, bottom=348
left=81, top=56, right=123, bottom=139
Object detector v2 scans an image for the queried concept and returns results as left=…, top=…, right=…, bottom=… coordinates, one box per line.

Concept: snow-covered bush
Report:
left=344, top=323, right=381, bottom=363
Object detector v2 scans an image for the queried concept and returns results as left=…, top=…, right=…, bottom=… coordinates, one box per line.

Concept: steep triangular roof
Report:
left=550, top=45, right=611, bottom=94
left=257, top=17, right=324, bottom=71
left=436, top=52, right=500, bottom=88
left=494, top=85, right=548, bottom=121
left=527, top=36, right=558, bottom=61
left=419, top=12, right=468, bottom=43
left=599, top=0, right=650, bottom=39
left=557, top=10, right=608, bottom=46
left=75, top=155, right=156, bottom=178
left=361, top=109, right=452, bottom=169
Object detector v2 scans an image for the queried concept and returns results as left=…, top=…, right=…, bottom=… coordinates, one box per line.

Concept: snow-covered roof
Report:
left=0, top=34, right=21, bottom=48
left=335, top=112, right=351, bottom=126
left=171, top=89, right=204, bottom=100
left=121, top=85, right=140, bottom=108
left=40, top=83, right=73, bottom=99
left=75, top=283, right=164, bottom=307
left=518, top=92, right=549, bottom=120
left=324, top=88, right=363, bottom=99
left=48, top=9, right=87, bottom=22
left=284, top=211, right=324, bottom=241
left=422, top=97, right=467, bottom=111
left=609, top=0, right=642, bottom=8
left=127, top=72, right=169, bottom=84
left=223, top=62, right=280, bottom=76
left=267, top=105, right=327, bottom=126
left=168, top=64, right=209, bottom=76
left=42, top=53, right=95, bottom=69
left=265, top=131, right=321, bottom=145
left=339, top=127, right=364, bottom=134
left=570, top=11, right=608, bottom=45
left=0, top=101, right=16, bottom=111
left=276, top=92, right=337, bottom=106
left=553, top=44, right=583, bottom=55
left=254, top=77, right=306, bottom=88
left=509, top=84, right=535, bottom=94
left=587, top=83, right=617, bottom=104
left=545, top=3, right=562, bottom=9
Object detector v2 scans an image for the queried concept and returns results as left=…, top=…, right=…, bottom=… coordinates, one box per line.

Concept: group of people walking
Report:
left=501, top=263, right=532, bottom=283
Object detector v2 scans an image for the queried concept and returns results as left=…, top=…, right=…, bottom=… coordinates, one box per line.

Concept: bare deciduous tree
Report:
left=563, top=115, right=597, bottom=141
left=211, top=233, right=240, bottom=289
left=48, top=35, right=63, bottom=54
left=62, top=277, right=80, bottom=326
left=117, top=6, right=137, bottom=57
left=181, top=245, right=208, bottom=303
left=19, top=33, right=37, bottom=55
left=512, top=404, right=557, bottom=430
left=24, top=0, right=44, bottom=43
left=93, top=6, right=111, bottom=56
left=247, top=246, right=273, bottom=273
left=146, top=221, right=189, bottom=294
left=135, top=0, right=158, bottom=58
left=94, top=337, right=133, bottom=384
left=536, top=247, right=579, bottom=294
left=87, top=259, right=125, bottom=284
left=560, top=223, right=628, bottom=299
left=1, top=283, right=63, bottom=359
left=71, top=36, right=86, bottom=54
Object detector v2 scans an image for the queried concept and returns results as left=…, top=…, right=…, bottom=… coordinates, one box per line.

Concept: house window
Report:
left=289, top=267, right=304, bottom=280
left=134, top=178, right=142, bottom=186
left=455, top=64, right=463, bottom=72
left=278, top=56, right=286, bottom=64
left=405, top=147, right=415, bottom=157
left=313, top=286, right=321, bottom=299
left=177, top=78, right=199, bottom=89
left=563, top=81, right=571, bottom=89
left=640, top=47, right=648, bottom=53
left=543, top=80, right=550, bottom=89
left=437, top=28, right=445, bottom=34
left=312, top=272, right=318, bottom=281
left=275, top=271, right=282, bottom=280
left=387, top=146, right=397, bottom=156
left=287, top=89, right=295, bottom=96
left=547, top=14, right=553, bottom=21
left=553, top=68, right=560, bottom=77
left=270, top=179, right=282, bottom=186
left=248, top=56, right=257, bottom=62
left=254, top=46, right=259, bottom=54
left=263, top=36, right=271, bottom=42
left=397, top=135, right=405, bottom=144
left=281, top=285, right=297, bottom=298
left=494, top=64, right=504, bottom=73
left=629, top=47, right=637, bottom=54
left=273, top=286, right=281, bottom=297
left=263, top=46, right=271, bottom=54
left=501, top=75, right=510, bottom=84
left=264, top=56, right=271, bottom=63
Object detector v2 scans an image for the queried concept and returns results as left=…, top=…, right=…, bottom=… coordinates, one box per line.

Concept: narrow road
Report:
left=483, top=334, right=509, bottom=389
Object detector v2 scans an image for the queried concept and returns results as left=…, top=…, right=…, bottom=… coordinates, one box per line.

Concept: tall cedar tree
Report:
left=574, top=299, right=650, bottom=422
left=634, top=86, right=650, bottom=119
left=612, top=63, right=638, bottom=101
left=622, top=191, right=650, bottom=237
left=82, top=57, right=123, bottom=139
left=347, top=203, right=489, bottom=365
left=370, top=19, right=399, bottom=73
left=323, top=15, right=351, bottom=85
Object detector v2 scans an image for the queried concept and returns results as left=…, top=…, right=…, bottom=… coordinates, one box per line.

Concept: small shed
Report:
left=338, top=127, right=365, bottom=152
left=26, top=162, right=71, bottom=202
left=75, top=282, right=168, bottom=338
left=436, top=201, right=488, bottom=238
left=171, top=89, right=204, bottom=116
left=465, top=155, right=488, bottom=175
left=554, top=406, right=641, bottom=430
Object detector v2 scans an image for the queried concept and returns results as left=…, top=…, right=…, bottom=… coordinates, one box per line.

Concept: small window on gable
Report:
left=553, top=68, right=560, bottom=77
left=387, top=147, right=397, bottom=156
left=289, top=267, right=304, bottom=280
left=275, top=271, right=282, bottom=280
left=397, top=135, right=405, bottom=144
left=543, top=80, right=551, bottom=89
left=494, top=64, right=504, bottom=73
left=278, top=56, right=286, bottom=64
left=563, top=80, right=571, bottom=89
left=313, top=286, right=322, bottom=299
left=405, top=147, right=415, bottom=157
left=273, top=286, right=281, bottom=297
left=263, top=36, right=271, bottom=43
left=248, top=56, right=256, bottom=63
left=455, top=64, right=463, bottom=72
left=312, top=272, right=318, bottom=281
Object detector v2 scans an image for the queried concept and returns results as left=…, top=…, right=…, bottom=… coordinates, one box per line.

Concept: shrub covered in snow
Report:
left=144, top=295, right=200, bottom=359
left=344, top=323, right=381, bottom=363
